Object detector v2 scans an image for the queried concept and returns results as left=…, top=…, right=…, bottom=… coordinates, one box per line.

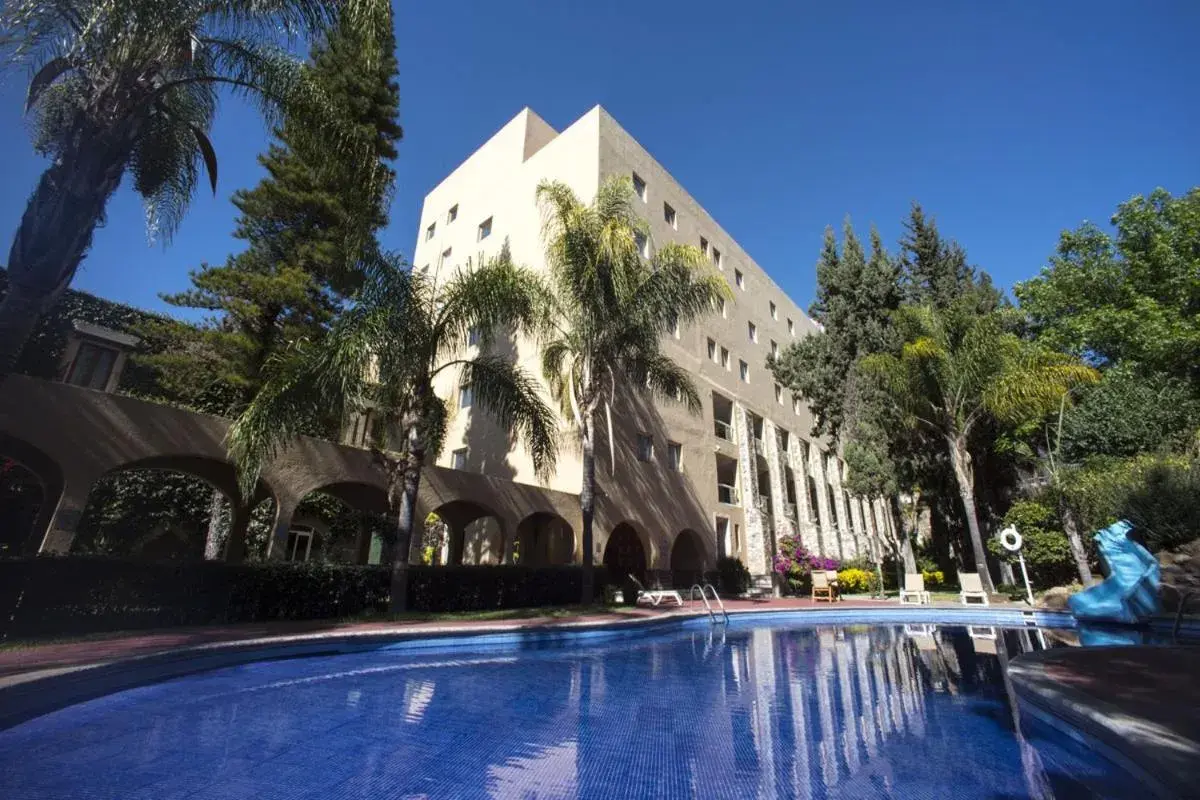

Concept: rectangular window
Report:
left=713, top=248, right=722, bottom=270
left=720, top=347, right=730, bottom=370
left=748, top=321, right=757, bottom=343
left=707, top=337, right=717, bottom=361
left=739, top=360, right=749, bottom=382
left=735, top=269, right=745, bottom=290
left=770, top=340, right=778, bottom=358
left=452, top=448, right=468, bottom=470
left=719, top=297, right=727, bottom=318
left=458, top=383, right=473, bottom=408
left=441, top=247, right=452, bottom=264
left=286, top=525, right=315, bottom=562
left=477, top=216, right=492, bottom=241
left=66, top=342, right=118, bottom=391
left=447, top=204, right=458, bottom=223
left=634, top=231, right=649, bottom=258
left=788, top=318, right=795, bottom=336
left=425, top=222, right=436, bottom=241
left=664, top=202, right=677, bottom=229
left=770, top=301, right=777, bottom=320
left=637, top=433, right=654, bottom=462
left=667, top=442, right=682, bottom=471
left=775, top=384, right=783, bottom=404
left=700, top=236, right=709, bottom=256
left=632, top=172, right=647, bottom=201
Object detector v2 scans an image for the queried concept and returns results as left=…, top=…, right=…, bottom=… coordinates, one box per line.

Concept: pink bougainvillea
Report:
left=773, top=535, right=839, bottom=595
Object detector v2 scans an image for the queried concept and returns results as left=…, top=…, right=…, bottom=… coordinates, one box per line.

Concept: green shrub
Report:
left=716, top=556, right=751, bottom=595
left=921, top=569, right=944, bottom=588
left=987, top=500, right=1077, bottom=588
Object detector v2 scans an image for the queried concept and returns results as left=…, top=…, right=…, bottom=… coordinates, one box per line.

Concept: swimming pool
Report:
left=0, top=616, right=1143, bottom=799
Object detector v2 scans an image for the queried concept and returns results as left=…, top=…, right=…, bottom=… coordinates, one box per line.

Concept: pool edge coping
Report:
left=0, top=605, right=1070, bottom=731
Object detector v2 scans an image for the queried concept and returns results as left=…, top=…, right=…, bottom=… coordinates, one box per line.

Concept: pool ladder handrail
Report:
left=689, top=583, right=730, bottom=625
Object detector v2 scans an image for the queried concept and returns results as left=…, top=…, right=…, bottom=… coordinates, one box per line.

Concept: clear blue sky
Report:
left=0, top=1, right=1196, bottom=320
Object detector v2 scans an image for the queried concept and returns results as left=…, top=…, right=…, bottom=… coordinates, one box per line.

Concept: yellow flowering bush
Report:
left=921, top=569, right=944, bottom=588
left=836, top=568, right=880, bottom=594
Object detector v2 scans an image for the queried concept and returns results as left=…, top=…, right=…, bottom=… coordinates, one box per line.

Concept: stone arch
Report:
left=74, top=455, right=277, bottom=561
left=670, top=528, right=708, bottom=587
left=426, top=498, right=506, bottom=566
left=513, top=512, right=575, bottom=566
left=0, top=433, right=66, bottom=556
left=603, top=521, right=650, bottom=582
left=289, top=481, right=393, bottom=565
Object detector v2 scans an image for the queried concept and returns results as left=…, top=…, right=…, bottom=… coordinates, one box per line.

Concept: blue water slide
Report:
left=1068, top=520, right=1161, bottom=625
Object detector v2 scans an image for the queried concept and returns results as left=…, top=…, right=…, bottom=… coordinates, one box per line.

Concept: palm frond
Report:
left=453, top=354, right=559, bottom=478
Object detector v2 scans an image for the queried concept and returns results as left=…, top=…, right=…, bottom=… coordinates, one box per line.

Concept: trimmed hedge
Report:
left=0, top=557, right=609, bottom=640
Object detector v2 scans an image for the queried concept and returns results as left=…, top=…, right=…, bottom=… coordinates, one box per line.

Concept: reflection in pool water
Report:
left=0, top=621, right=1141, bottom=799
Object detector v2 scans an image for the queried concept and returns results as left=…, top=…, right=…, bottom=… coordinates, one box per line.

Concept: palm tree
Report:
left=0, top=0, right=390, bottom=378
left=228, top=249, right=559, bottom=611
left=536, top=177, right=730, bottom=604
left=861, top=304, right=1098, bottom=593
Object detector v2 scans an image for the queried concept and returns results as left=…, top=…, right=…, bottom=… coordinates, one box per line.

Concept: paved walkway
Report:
left=1009, top=645, right=1200, bottom=799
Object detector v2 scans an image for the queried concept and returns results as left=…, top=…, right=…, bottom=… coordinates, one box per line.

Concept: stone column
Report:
left=263, top=498, right=298, bottom=561
left=36, top=476, right=95, bottom=555
left=849, top=493, right=867, bottom=558
left=224, top=503, right=254, bottom=563
left=789, top=440, right=820, bottom=555
left=829, top=456, right=855, bottom=560
left=809, top=448, right=834, bottom=558
left=763, top=420, right=793, bottom=551
left=354, top=517, right=373, bottom=564
left=734, top=403, right=768, bottom=575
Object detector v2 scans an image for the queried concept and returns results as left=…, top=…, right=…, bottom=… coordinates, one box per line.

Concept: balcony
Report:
left=717, top=483, right=738, bottom=505
left=784, top=502, right=797, bottom=520
left=752, top=436, right=765, bottom=457
left=714, top=419, right=734, bottom=442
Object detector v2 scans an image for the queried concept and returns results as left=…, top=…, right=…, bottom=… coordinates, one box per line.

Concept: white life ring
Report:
left=999, top=526, right=1023, bottom=552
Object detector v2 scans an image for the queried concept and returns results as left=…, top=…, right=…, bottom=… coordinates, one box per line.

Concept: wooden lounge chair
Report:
left=812, top=570, right=839, bottom=603
left=899, top=573, right=931, bottom=605
left=959, top=571, right=990, bottom=606
left=628, top=575, right=684, bottom=607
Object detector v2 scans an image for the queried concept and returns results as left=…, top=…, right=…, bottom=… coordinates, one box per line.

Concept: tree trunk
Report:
left=890, top=495, right=919, bottom=575
left=390, top=449, right=423, bottom=613
left=579, top=421, right=596, bottom=606
left=1059, top=496, right=1094, bottom=586
left=0, top=135, right=131, bottom=379
left=946, top=435, right=995, bottom=594
left=203, top=489, right=227, bottom=560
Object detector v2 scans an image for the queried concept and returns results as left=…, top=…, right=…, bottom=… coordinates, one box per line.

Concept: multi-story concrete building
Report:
left=411, top=106, right=897, bottom=586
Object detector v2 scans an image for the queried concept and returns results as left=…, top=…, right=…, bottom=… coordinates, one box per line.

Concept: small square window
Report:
left=664, top=203, right=677, bottom=229
left=468, top=326, right=481, bottom=346
left=632, top=172, right=647, bottom=201
left=720, top=347, right=730, bottom=370
left=770, top=301, right=777, bottom=320
left=637, top=433, right=654, bottom=462
left=770, top=340, right=778, bottom=358
left=793, top=396, right=802, bottom=415
left=735, top=269, right=745, bottom=290
left=458, top=383, right=473, bottom=408
left=788, top=318, right=795, bottom=336
left=700, top=236, right=708, bottom=255
left=447, top=205, right=458, bottom=223
left=667, top=442, right=682, bottom=471
left=452, top=448, right=468, bottom=470
left=66, top=342, right=118, bottom=390
left=442, top=247, right=452, bottom=264
left=634, top=231, right=649, bottom=258
left=719, top=298, right=727, bottom=318
left=739, top=360, right=749, bottom=382
left=419, top=264, right=430, bottom=275
left=477, top=216, right=492, bottom=241
left=713, top=248, right=722, bottom=270
left=425, top=222, right=436, bottom=241
left=775, top=384, right=783, bottom=404
left=707, top=338, right=717, bottom=361
left=748, top=321, right=757, bottom=343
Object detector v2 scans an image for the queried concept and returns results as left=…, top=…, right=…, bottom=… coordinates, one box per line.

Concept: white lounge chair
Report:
left=629, top=575, right=684, bottom=607
left=968, top=626, right=998, bottom=654
left=959, top=571, right=990, bottom=606
left=899, top=573, right=931, bottom=605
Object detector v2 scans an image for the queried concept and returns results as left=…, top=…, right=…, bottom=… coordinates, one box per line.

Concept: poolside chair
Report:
left=968, top=626, right=998, bottom=655
left=812, top=570, right=838, bottom=603
left=904, top=623, right=939, bottom=652
left=899, top=573, right=931, bottom=605
left=628, top=575, right=684, bottom=607
left=959, top=572, right=990, bottom=606
left=826, top=570, right=841, bottom=601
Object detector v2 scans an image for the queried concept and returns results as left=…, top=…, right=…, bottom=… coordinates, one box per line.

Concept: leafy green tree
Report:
left=1059, top=368, right=1199, bottom=462
left=229, top=251, right=558, bottom=611
left=1016, top=188, right=1200, bottom=385
left=155, top=10, right=402, bottom=408
left=536, top=177, right=729, bottom=604
left=0, top=0, right=391, bottom=380
left=861, top=303, right=1099, bottom=592
left=986, top=500, right=1077, bottom=588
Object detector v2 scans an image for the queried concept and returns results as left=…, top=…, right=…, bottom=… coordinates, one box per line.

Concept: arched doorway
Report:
left=670, top=529, right=707, bottom=588
left=426, top=500, right=505, bottom=566
left=513, top=512, right=575, bottom=565
left=0, top=435, right=64, bottom=556
left=603, top=523, right=647, bottom=582
left=292, top=482, right=393, bottom=565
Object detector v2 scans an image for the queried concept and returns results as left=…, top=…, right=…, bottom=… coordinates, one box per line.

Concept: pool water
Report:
left=0, top=621, right=1141, bottom=799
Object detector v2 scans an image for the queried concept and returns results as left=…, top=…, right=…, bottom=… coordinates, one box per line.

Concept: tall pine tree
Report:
left=156, top=8, right=402, bottom=410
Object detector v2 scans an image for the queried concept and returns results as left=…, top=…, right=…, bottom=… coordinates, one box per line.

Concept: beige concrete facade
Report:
left=412, top=106, right=896, bottom=582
